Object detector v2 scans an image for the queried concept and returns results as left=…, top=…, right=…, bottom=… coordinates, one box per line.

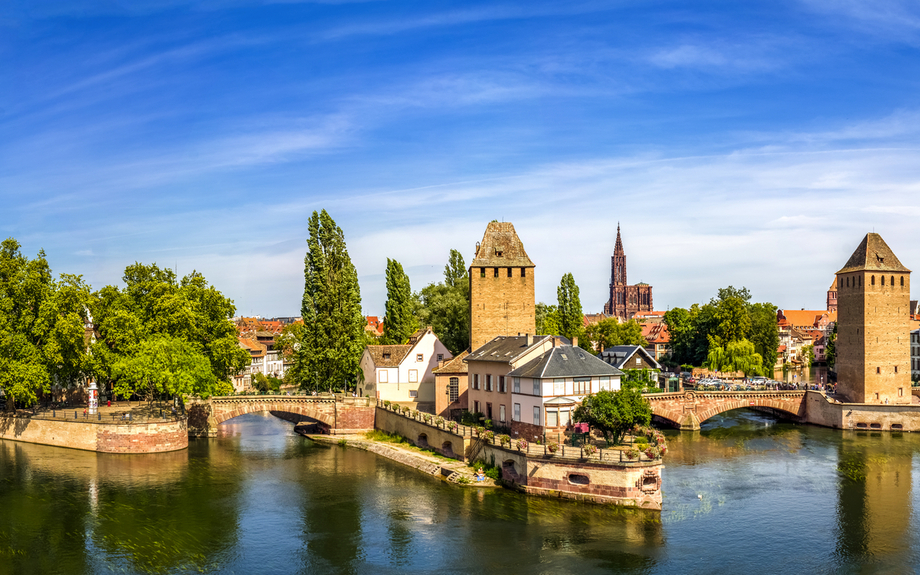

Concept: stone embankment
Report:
left=0, top=412, right=187, bottom=453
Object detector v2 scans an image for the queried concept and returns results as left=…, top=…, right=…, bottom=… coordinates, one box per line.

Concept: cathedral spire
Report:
left=614, top=223, right=624, bottom=256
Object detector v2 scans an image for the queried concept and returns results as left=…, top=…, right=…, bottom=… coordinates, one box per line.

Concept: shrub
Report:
left=583, top=444, right=598, bottom=457
left=483, top=430, right=495, bottom=442
left=423, top=414, right=432, bottom=423
left=411, top=410, right=418, bottom=419
left=383, top=400, right=391, bottom=408
left=547, top=442, right=559, bottom=454
left=516, top=439, right=528, bottom=451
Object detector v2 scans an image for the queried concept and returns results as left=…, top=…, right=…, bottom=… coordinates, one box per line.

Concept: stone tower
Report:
left=603, top=224, right=654, bottom=319
left=827, top=277, right=838, bottom=313
left=836, top=233, right=911, bottom=404
left=469, top=222, right=535, bottom=350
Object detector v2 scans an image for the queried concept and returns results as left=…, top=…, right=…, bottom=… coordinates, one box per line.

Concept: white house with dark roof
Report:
left=359, top=326, right=452, bottom=409
left=507, top=344, right=623, bottom=441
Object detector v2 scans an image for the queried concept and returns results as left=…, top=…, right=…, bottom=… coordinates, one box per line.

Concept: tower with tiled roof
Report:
left=603, top=224, right=654, bottom=320
left=469, top=222, right=535, bottom=350
left=836, top=233, right=911, bottom=404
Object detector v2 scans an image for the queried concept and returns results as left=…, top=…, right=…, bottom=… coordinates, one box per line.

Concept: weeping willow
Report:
left=704, top=338, right=764, bottom=376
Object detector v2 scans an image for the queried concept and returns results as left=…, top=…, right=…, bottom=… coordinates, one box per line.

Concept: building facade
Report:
left=912, top=329, right=919, bottom=382
left=603, top=224, right=654, bottom=320
left=433, top=351, right=469, bottom=419
left=359, top=327, right=452, bottom=409
left=836, top=233, right=912, bottom=404
left=827, top=277, right=838, bottom=313
left=468, top=222, right=536, bottom=350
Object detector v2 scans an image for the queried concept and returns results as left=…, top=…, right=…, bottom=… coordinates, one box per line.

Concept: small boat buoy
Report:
left=698, top=494, right=703, bottom=500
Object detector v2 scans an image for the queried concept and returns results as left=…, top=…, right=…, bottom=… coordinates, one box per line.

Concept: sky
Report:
left=2, top=0, right=919, bottom=318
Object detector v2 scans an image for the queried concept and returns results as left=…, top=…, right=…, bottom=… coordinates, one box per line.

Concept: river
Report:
left=1, top=410, right=918, bottom=574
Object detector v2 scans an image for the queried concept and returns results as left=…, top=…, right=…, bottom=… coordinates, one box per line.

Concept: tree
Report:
left=620, top=368, right=657, bottom=391
left=826, top=323, right=837, bottom=369
left=749, top=302, right=779, bottom=372
left=704, top=338, right=764, bottom=376
left=535, top=302, right=561, bottom=336
left=585, top=318, right=647, bottom=351
left=573, top=389, right=651, bottom=446
left=413, top=249, right=470, bottom=354
left=382, top=259, right=417, bottom=344
left=252, top=372, right=282, bottom=394
left=663, top=308, right=694, bottom=365
left=90, top=263, right=248, bottom=401
left=295, top=210, right=365, bottom=393
left=0, top=239, right=92, bottom=410
left=557, top=273, right=585, bottom=345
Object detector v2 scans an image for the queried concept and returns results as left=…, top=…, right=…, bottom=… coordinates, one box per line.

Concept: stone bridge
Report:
left=187, top=395, right=375, bottom=437
left=646, top=390, right=807, bottom=430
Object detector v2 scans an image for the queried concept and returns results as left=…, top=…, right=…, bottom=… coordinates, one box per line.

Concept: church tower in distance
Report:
left=836, top=233, right=911, bottom=404
left=603, top=224, right=653, bottom=320
left=468, top=222, right=536, bottom=350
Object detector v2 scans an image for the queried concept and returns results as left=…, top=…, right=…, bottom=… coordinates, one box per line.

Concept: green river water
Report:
left=1, top=409, right=918, bottom=574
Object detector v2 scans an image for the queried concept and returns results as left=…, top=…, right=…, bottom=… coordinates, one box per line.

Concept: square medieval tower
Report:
left=836, top=233, right=912, bottom=404
left=469, top=222, right=536, bottom=350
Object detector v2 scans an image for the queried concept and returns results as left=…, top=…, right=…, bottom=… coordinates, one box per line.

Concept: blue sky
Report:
left=2, top=0, right=919, bottom=318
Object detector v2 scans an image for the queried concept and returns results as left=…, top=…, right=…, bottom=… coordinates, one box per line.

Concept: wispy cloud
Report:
left=798, top=0, right=920, bottom=41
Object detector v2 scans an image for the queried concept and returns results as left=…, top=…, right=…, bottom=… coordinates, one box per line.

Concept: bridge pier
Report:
left=677, top=412, right=701, bottom=431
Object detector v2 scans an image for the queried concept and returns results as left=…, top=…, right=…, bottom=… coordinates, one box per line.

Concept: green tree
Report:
left=382, top=259, right=417, bottom=344
left=663, top=307, right=694, bottom=365
left=251, top=372, right=282, bottom=394
left=0, top=239, right=92, bottom=410
left=295, top=210, right=365, bottom=393
left=749, top=302, right=779, bottom=372
left=90, top=263, right=248, bottom=401
left=573, top=388, right=652, bottom=446
left=620, top=368, right=657, bottom=391
left=704, top=338, right=764, bottom=376
left=535, top=302, right=561, bottom=336
left=557, top=273, right=585, bottom=345
left=585, top=318, right=647, bottom=351
left=826, top=323, right=837, bottom=369
left=414, top=249, right=470, bottom=354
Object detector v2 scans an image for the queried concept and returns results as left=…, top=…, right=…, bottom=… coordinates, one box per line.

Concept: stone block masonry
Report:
left=0, top=415, right=188, bottom=453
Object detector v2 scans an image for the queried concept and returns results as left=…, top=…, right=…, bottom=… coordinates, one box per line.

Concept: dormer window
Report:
left=495, top=249, right=503, bottom=257
left=383, top=353, right=390, bottom=360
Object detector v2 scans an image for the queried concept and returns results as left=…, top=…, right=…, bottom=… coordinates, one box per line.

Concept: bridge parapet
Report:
left=189, top=395, right=374, bottom=437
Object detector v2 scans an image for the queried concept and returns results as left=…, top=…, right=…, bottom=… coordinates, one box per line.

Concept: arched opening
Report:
left=417, top=433, right=429, bottom=448
left=642, top=474, right=658, bottom=491
left=441, top=441, right=454, bottom=457
left=502, top=459, right=518, bottom=481
left=568, top=473, right=590, bottom=485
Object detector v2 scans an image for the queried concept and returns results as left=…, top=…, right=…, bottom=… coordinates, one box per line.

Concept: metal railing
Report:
left=23, top=408, right=183, bottom=425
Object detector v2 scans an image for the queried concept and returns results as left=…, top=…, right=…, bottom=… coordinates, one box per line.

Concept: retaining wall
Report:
left=374, top=407, right=470, bottom=460
left=0, top=415, right=188, bottom=453
left=804, top=390, right=920, bottom=431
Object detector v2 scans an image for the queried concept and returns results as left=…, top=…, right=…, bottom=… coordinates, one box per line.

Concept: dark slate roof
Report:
left=433, top=350, right=469, bottom=374
left=365, top=344, right=412, bottom=367
left=507, top=345, right=623, bottom=379
left=837, top=233, right=910, bottom=274
left=465, top=335, right=552, bottom=364
left=598, top=345, right=662, bottom=370
left=469, top=222, right=535, bottom=268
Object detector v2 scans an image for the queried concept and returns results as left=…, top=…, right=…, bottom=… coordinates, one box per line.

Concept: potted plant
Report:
left=547, top=442, right=559, bottom=454
left=498, top=434, right=510, bottom=447
left=644, top=446, right=660, bottom=459
left=447, top=421, right=458, bottom=433
left=383, top=400, right=391, bottom=409
left=483, top=430, right=495, bottom=442
left=625, top=448, right=639, bottom=460
left=475, top=426, right=485, bottom=436
left=435, top=416, right=445, bottom=427
left=516, top=439, right=528, bottom=451
left=583, top=444, right=598, bottom=457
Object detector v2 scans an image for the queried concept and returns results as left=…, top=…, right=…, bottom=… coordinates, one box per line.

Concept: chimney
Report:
left=525, top=333, right=532, bottom=346
left=572, top=336, right=578, bottom=347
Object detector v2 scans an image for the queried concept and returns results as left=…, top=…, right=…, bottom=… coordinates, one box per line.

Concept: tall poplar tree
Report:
left=414, top=249, right=470, bottom=354
left=295, top=210, right=365, bottom=393
left=557, top=273, right=586, bottom=345
left=382, top=258, right=416, bottom=344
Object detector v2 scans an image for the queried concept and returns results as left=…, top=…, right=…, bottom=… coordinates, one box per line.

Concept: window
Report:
left=877, top=367, right=881, bottom=374
left=895, top=366, right=898, bottom=373
left=872, top=275, right=875, bottom=285
left=416, top=354, right=424, bottom=362
left=882, top=276, right=885, bottom=286
left=574, top=377, right=590, bottom=394
left=846, top=277, right=850, bottom=287
left=899, top=387, right=904, bottom=397
left=449, top=377, right=459, bottom=402
left=409, top=390, right=418, bottom=398
left=521, top=268, right=526, bottom=277
left=636, top=357, right=642, bottom=366
left=494, top=267, right=499, bottom=277
left=560, top=409, right=571, bottom=427
left=513, top=403, right=521, bottom=422
left=513, top=377, right=521, bottom=393
left=533, top=406, right=540, bottom=426
left=507, top=267, right=512, bottom=277
left=486, top=374, right=493, bottom=392
left=378, top=370, right=388, bottom=383
left=409, top=369, right=418, bottom=383
left=437, top=354, right=443, bottom=362
left=486, top=403, right=492, bottom=419
left=533, top=379, right=541, bottom=395
left=901, top=276, right=905, bottom=287
left=499, top=376, right=506, bottom=393
left=500, top=404, right=506, bottom=422
left=473, top=373, right=479, bottom=390
left=554, top=378, right=565, bottom=395
left=474, top=400, right=480, bottom=413
left=480, top=268, right=485, bottom=278
left=599, top=376, right=610, bottom=391
left=547, top=410, right=558, bottom=427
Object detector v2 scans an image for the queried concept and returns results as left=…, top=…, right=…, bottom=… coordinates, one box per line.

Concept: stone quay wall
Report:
left=0, top=415, right=187, bottom=453
left=375, top=406, right=470, bottom=460
left=477, top=442, right=663, bottom=511
left=804, top=390, right=920, bottom=431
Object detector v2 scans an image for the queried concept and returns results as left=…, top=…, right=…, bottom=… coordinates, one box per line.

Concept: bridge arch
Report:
left=210, top=397, right=337, bottom=428
left=647, top=391, right=807, bottom=430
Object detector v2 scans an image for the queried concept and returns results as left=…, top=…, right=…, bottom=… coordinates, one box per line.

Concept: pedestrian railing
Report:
left=23, top=408, right=184, bottom=425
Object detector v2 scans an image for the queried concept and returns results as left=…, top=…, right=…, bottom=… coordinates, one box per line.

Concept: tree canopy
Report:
left=90, top=263, right=246, bottom=401
left=382, top=258, right=416, bottom=344
left=414, top=249, right=470, bottom=354
left=664, top=285, right=778, bottom=371
left=294, top=210, right=365, bottom=393
left=0, top=238, right=92, bottom=409
left=585, top=318, right=647, bottom=351
left=573, top=388, right=651, bottom=446
left=557, top=273, right=584, bottom=344
left=535, top=302, right=561, bottom=336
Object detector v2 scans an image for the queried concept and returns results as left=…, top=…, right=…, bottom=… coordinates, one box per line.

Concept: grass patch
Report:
left=363, top=430, right=456, bottom=461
